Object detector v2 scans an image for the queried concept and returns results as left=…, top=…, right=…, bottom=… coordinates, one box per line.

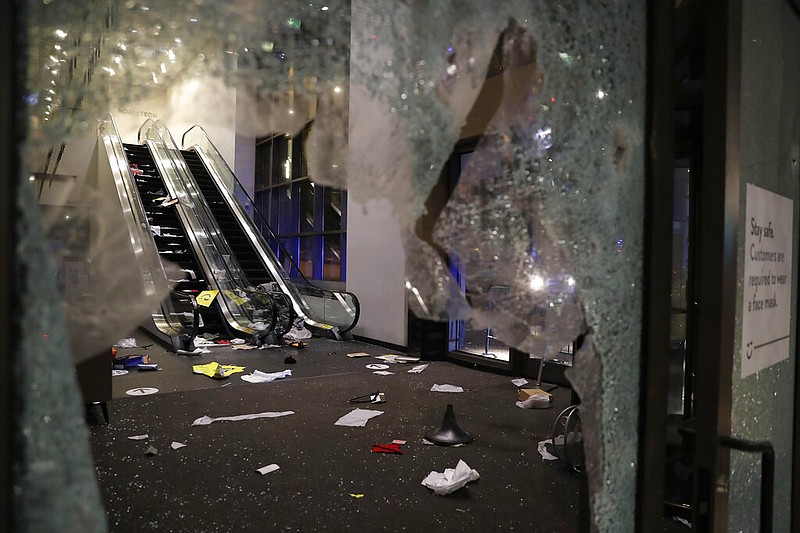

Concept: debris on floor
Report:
left=349, top=391, right=385, bottom=404
left=371, top=442, right=405, bottom=454
left=373, top=370, right=394, bottom=376
left=366, top=363, right=389, bottom=370
left=511, top=378, right=528, bottom=387
left=515, top=388, right=552, bottom=409
left=128, top=434, right=149, bottom=441
left=114, top=337, right=137, bottom=349
left=346, top=352, right=370, bottom=358
left=421, top=460, right=480, bottom=495
left=170, top=441, right=186, bottom=450
left=191, top=410, right=295, bottom=426
left=256, top=464, right=280, bottom=475
left=241, top=369, right=292, bottom=383
left=349, top=493, right=364, bottom=499
left=334, top=408, right=384, bottom=427
left=284, top=318, right=313, bottom=341
left=537, top=439, right=559, bottom=461
left=430, top=384, right=464, bottom=393
left=144, top=445, right=159, bottom=456
left=407, top=364, right=429, bottom=373
left=111, top=369, right=128, bottom=376
left=177, top=347, right=211, bottom=356
left=375, top=354, right=420, bottom=364
left=113, top=354, right=149, bottom=369
left=192, top=362, right=246, bottom=379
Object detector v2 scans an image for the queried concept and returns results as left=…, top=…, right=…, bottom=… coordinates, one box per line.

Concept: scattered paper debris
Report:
left=421, top=460, right=480, bottom=495
left=349, top=493, right=364, bottom=499
left=230, top=338, right=246, bottom=345
left=192, top=362, right=246, bottom=379
left=177, top=347, right=211, bottom=356
left=231, top=344, right=257, bottom=350
left=516, top=396, right=552, bottom=409
left=430, top=384, right=464, bottom=393
left=241, top=369, right=292, bottom=383
left=373, top=370, right=394, bottom=376
left=392, top=439, right=407, bottom=445
left=511, top=378, right=528, bottom=387
left=366, top=363, right=390, bottom=370
left=192, top=411, right=295, bottom=426
left=144, top=445, right=159, bottom=456
left=407, top=364, right=429, bottom=373
left=258, top=344, right=283, bottom=350
left=347, top=352, right=370, bottom=358
left=516, top=388, right=552, bottom=409
left=115, top=338, right=137, bottom=348
left=257, top=464, right=280, bottom=475
left=537, top=439, right=559, bottom=461
left=334, top=408, right=384, bottom=427
left=375, top=354, right=420, bottom=364
left=112, top=369, right=129, bottom=376
left=128, top=434, right=149, bottom=441
left=171, top=441, right=187, bottom=450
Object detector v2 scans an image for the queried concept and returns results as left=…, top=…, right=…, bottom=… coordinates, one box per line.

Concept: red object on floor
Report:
left=371, top=443, right=404, bottom=454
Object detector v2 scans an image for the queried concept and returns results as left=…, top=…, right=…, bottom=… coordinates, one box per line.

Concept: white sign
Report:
left=741, top=183, right=794, bottom=377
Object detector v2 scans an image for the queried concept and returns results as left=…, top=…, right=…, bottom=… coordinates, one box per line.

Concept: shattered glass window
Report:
left=19, top=1, right=645, bottom=530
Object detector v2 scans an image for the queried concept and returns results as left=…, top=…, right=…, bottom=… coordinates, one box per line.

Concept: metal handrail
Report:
left=718, top=435, right=774, bottom=533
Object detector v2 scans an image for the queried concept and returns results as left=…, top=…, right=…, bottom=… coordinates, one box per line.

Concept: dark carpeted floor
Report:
left=88, top=333, right=583, bottom=532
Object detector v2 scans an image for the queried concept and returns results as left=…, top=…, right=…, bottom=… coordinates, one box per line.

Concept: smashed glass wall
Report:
left=20, top=0, right=645, bottom=531
left=729, top=1, right=800, bottom=531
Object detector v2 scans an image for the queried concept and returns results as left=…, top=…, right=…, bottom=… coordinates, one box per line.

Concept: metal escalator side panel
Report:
left=97, top=114, right=183, bottom=340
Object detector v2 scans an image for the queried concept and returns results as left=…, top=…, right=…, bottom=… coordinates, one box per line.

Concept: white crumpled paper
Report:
left=191, top=410, right=295, bottom=426
left=430, top=384, right=464, bottom=393
left=421, top=460, right=480, bottom=495
left=515, top=392, right=552, bottom=409
left=241, top=369, right=292, bottom=383
left=334, top=408, right=384, bottom=427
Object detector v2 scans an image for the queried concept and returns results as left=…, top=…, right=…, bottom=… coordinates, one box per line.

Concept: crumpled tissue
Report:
left=421, top=460, right=480, bottom=495
left=241, top=369, right=292, bottom=383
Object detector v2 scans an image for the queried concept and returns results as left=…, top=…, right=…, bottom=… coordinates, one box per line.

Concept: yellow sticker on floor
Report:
left=349, top=493, right=364, bottom=499
left=196, top=290, right=219, bottom=307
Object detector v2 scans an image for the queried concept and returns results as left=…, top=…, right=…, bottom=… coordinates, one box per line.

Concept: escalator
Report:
left=122, top=143, right=229, bottom=338
left=98, top=114, right=286, bottom=350
left=179, top=124, right=360, bottom=336
left=181, top=149, right=270, bottom=286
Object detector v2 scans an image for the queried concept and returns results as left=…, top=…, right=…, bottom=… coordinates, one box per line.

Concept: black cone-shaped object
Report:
left=425, top=404, right=473, bottom=446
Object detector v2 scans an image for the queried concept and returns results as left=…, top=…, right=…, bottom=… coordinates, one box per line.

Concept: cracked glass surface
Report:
left=22, top=1, right=644, bottom=531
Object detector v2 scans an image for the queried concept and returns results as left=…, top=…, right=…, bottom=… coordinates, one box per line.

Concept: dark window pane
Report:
left=323, top=234, right=342, bottom=281
left=299, top=180, right=315, bottom=233
left=299, top=235, right=315, bottom=279
left=323, top=188, right=342, bottom=231
left=278, top=185, right=296, bottom=234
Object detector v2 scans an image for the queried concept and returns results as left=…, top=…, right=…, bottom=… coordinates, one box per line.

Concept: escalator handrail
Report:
left=97, top=113, right=183, bottom=337
left=181, top=124, right=360, bottom=333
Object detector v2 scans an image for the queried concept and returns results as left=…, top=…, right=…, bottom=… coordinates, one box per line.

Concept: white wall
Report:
left=346, top=197, right=408, bottom=347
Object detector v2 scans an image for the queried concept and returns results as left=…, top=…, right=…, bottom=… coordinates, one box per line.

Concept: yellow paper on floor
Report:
left=192, top=361, right=246, bottom=379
